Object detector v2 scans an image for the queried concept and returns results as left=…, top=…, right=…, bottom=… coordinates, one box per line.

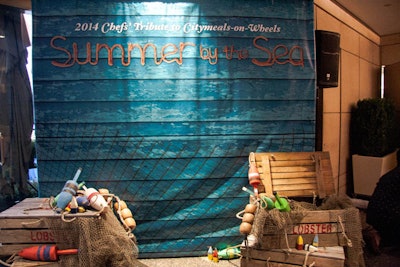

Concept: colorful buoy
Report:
left=18, top=245, right=78, bottom=262
left=296, top=235, right=304, bottom=250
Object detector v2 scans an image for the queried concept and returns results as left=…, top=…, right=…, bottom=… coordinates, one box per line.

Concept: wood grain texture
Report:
left=32, top=0, right=315, bottom=257
left=254, top=151, right=335, bottom=197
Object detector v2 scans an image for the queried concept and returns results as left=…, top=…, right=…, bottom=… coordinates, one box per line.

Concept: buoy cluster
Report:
left=239, top=203, right=257, bottom=235
left=207, top=246, right=240, bottom=262
left=238, top=153, right=326, bottom=253
left=296, top=234, right=319, bottom=252
left=95, top=187, right=137, bottom=231
left=113, top=198, right=137, bottom=230
left=51, top=168, right=136, bottom=231
left=239, top=152, right=292, bottom=236
left=53, top=183, right=109, bottom=213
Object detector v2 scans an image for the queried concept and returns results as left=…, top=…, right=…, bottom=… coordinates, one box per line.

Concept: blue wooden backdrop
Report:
left=32, top=0, right=315, bottom=258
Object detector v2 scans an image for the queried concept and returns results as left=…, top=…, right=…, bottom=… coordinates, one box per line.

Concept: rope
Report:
left=113, top=194, right=135, bottom=233
left=338, top=215, right=353, bottom=247
left=0, top=259, right=12, bottom=267
left=0, top=253, right=16, bottom=266
left=236, top=209, right=245, bottom=219
left=283, top=228, right=292, bottom=252
left=22, top=198, right=52, bottom=214
left=20, top=219, right=43, bottom=226
left=260, top=196, right=271, bottom=209
left=312, top=192, right=317, bottom=206
left=266, top=256, right=271, bottom=267
left=302, top=251, right=315, bottom=267
left=61, top=211, right=76, bottom=222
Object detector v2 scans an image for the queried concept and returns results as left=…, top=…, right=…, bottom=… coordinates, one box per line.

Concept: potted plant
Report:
left=351, top=97, right=399, bottom=196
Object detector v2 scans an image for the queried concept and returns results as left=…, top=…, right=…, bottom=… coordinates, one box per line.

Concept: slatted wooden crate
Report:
left=0, top=198, right=99, bottom=256
left=241, top=246, right=345, bottom=267
left=241, top=152, right=364, bottom=267
left=10, top=257, right=60, bottom=267
left=253, top=151, right=336, bottom=198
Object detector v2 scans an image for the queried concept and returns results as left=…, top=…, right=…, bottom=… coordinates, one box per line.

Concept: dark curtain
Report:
left=0, top=5, right=34, bottom=211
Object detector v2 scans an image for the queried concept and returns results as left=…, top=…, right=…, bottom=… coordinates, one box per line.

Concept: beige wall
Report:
left=382, top=35, right=400, bottom=123
left=381, top=34, right=400, bottom=65
left=314, top=0, right=381, bottom=196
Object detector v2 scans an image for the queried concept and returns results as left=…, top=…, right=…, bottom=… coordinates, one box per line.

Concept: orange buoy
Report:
left=114, top=200, right=128, bottom=211
left=98, top=188, right=110, bottom=195
left=124, top=217, right=137, bottom=230
left=239, top=222, right=252, bottom=234
left=242, top=212, right=255, bottom=224
left=18, top=245, right=78, bottom=261
left=244, top=203, right=257, bottom=213
left=121, top=208, right=133, bottom=219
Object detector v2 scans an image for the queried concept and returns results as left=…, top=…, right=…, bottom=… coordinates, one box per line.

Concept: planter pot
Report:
left=352, top=150, right=398, bottom=196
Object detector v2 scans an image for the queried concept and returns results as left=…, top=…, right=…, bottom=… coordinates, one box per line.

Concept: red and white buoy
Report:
left=248, top=152, right=261, bottom=196
left=18, top=245, right=78, bottom=261
left=82, top=186, right=108, bottom=212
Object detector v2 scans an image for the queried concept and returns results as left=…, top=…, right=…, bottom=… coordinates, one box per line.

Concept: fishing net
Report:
left=44, top=208, right=140, bottom=267
left=250, top=195, right=365, bottom=267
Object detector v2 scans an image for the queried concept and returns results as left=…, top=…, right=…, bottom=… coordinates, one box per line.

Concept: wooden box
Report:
left=0, top=198, right=99, bottom=256
left=244, top=200, right=363, bottom=267
left=242, top=152, right=364, bottom=266
left=261, top=209, right=355, bottom=250
left=253, top=151, right=336, bottom=198
left=241, top=246, right=345, bottom=267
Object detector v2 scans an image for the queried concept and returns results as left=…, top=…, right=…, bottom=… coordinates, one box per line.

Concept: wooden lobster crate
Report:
left=260, top=209, right=355, bottom=250
left=241, top=152, right=364, bottom=267
left=241, top=246, right=345, bottom=267
left=0, top=198, right=99, bottom=256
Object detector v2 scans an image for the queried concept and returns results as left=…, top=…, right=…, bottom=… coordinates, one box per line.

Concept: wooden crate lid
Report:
left=251, top=151, right=335, bottom=198
left=0, top=198, right=100, bottom=219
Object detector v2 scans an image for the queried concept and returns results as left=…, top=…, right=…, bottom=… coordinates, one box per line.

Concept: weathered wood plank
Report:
left=32, top=0, right=315, bottom=258
left=241, top=246, right=345, bottom=267
left=34, top=121, right=316, bottom=138
left=255, top=152, right=321, bottom=161
left=33, top=79, right=315, bottom=102
left=260, top=233, right=345, bottom=250
left=269, top=160, right=315, bottom=167
left=271, top=169, right=316, bottom=176
left=33, top=59, right=316, bottom=80
left=271, top=177, right=317, bottom=185
left=33, top=100, right=315, bottom=123
left=34, top=136, right=315, bottom=161
left=272, top=183, right=318, bottom=191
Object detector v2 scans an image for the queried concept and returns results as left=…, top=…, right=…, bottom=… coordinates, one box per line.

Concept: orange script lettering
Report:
left=50, top=36, right=196, bottom=68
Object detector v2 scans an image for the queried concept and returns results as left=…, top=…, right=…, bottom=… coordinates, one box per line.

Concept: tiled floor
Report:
left=136, top=246, right=400, bottom=267
left=138, top=256, right=240, bottom=267
left=3, top=244, right=398, bottom=266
